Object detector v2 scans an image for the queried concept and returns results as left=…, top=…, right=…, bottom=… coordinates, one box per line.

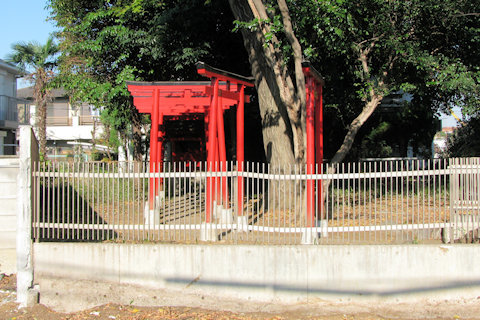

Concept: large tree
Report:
left=229, top=0, right=480, bottom=165
left=229, top=0, right=307, bottom=166
left=49, top=0, right=479, bottom=164
left=7, top=37, right=59, bottom=158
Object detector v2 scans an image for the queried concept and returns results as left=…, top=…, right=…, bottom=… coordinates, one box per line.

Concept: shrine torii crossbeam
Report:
left=127, top=62, right=254, bottom=224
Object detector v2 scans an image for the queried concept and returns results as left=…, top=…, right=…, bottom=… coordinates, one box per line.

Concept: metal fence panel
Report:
left=31, top=158, right=480, bottom=244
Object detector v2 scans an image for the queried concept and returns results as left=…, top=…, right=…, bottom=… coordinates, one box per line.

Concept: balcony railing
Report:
left=0, top=95, right=30, bottom=124
left=45, top=115, right=99, bottom=126
left=79, top=115, right=96, bottom=125
left=46, top=116, right=72, bottom=126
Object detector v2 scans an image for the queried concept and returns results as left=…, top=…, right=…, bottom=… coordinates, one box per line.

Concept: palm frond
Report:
left=6, top=36, right=59, bottom=72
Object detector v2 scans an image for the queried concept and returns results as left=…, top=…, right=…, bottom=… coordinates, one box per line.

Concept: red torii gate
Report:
left=127, top=62, right=254, bottom=223
left=127, top=61, right=324, bottom=233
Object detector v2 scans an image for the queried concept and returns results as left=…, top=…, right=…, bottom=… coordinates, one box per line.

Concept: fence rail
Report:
left=31, top=158, right=480, bottom=244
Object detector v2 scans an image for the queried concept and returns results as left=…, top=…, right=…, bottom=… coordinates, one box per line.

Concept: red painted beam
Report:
left=204, top=86, right=251, bottom=104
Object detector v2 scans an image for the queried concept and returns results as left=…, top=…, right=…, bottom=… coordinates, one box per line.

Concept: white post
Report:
left=17, top=125, right=39, bottom=307
left=0, top=130, right=6, bottom=155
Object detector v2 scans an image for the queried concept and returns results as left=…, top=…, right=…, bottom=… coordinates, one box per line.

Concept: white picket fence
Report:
left=31, top=158, right=480, bottom=244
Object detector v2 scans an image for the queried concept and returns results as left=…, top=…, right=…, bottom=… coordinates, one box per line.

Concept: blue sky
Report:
left=1, top=0, right=57, bottom=88
left=0, top=1, right=57, bottom=61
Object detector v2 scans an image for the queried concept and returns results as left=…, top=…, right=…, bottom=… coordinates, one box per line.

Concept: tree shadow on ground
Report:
left=35, top=184, right=117, bottom=242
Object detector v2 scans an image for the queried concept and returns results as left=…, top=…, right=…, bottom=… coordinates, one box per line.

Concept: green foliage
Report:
left=48, top=0, right=479, bottom=161
left=355, top=97, right=440, bottom=159
left=448, top=118, right=480, bottom=157
left=286, top=0, right=479, bottom=159
left=48, top=0, right=248, bottom=157
left=359, top=121, right=393, bottom=158
left=7, top=36, right=58, bottom=74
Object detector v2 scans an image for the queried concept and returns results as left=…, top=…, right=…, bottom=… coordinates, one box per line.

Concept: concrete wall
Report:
left=34, top=243, right=480, bottom=304
left=0, top=156, right=19, bottom=274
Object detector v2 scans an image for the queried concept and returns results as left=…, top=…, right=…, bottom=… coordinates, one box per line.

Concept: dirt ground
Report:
left=1, top=273, right=480, bottom=320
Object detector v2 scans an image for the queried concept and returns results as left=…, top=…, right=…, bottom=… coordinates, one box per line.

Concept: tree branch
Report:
left=330, top=48, right=386, bottom=165
left=453, top=12, right=480, bottom=17
left=247, top=0, right=293, bottom=106
left=277, top=0, right=306, bottom=108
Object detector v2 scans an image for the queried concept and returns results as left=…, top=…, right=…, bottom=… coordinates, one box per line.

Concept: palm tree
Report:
left=7, top=36, right=59, bottom=158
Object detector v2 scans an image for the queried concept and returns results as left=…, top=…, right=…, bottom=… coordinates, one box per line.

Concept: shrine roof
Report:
left=196, top=62, right=254, bottom=87
left=302, top=61, right=325, bottom=86
left=126, top=80, right=212, bottom=87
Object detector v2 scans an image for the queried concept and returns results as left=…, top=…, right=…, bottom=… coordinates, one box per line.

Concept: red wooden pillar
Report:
left=301, top=62, right=325, bottom=226
left=315, top=84, right=324, bottom=219
left=157, top=112, right=164, bottom=195
left=217, top=95, right=229, bottom=208
left=206, top=78, right=219, bottom=223
left=149, top=88, right=160, bottom=208
left=237, top=84, right=245, bottom=217
left=306, top=77, right=315, bottom=227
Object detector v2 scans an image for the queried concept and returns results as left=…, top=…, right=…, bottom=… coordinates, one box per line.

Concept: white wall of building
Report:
left=0, top=60, right=21, bottom=155
left=28, top=103, right=103, bottom=141
left=0, top=61, right=18, bottom=97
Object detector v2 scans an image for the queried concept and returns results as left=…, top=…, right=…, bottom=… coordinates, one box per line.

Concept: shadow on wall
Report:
left=35, top=256, right=480, bottom=298
left=36, top=184, right=117, bottom=242
left=164, top=276, right=480, bottom=297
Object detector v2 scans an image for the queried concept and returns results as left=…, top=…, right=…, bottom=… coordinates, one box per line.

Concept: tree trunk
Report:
left=330, top=94, right=383, bottom=165
left=228, top=0, right=298, bottom=166
left=131, top=109, right=144, bottom=161
left=32, top=68, right=51, bottom=159
left=36, top=102, right=47, bottom=159
left=229, top=0, right=310, bottom=219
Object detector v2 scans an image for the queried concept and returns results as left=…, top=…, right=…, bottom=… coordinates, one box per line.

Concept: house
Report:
left=432, top=126, right=458, bottom=158
left=0, top=59, right=26, bottom=274
left=17, top=87, right=105, bottom=160
left=0, top=59, right=28, bottom=155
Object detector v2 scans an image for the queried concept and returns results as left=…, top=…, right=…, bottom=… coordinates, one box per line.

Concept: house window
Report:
left=79, top=104, right=96, bottom=125
left=46, top=102, right=70, bottom=126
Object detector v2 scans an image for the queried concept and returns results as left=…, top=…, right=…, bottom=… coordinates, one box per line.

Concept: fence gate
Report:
left=449, top=158, right=480, bottom=242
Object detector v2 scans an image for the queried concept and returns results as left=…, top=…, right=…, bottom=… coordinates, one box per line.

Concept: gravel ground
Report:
left=1, top=273, right=480, bottom=320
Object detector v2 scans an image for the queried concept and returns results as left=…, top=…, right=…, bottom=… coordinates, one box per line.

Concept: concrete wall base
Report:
left=26, top=285, right=40, bottom=306
left=0, top=249, right=16, bottom=275
left=34, top=243, right=480, bottom=307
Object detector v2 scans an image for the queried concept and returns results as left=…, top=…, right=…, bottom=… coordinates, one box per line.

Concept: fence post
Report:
left=17, top=125, right=39, bottom=307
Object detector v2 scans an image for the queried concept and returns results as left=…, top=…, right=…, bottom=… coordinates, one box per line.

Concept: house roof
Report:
left=0, top=59, right=22, bottom=75
left=17, top=87, right=67, bottom=100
